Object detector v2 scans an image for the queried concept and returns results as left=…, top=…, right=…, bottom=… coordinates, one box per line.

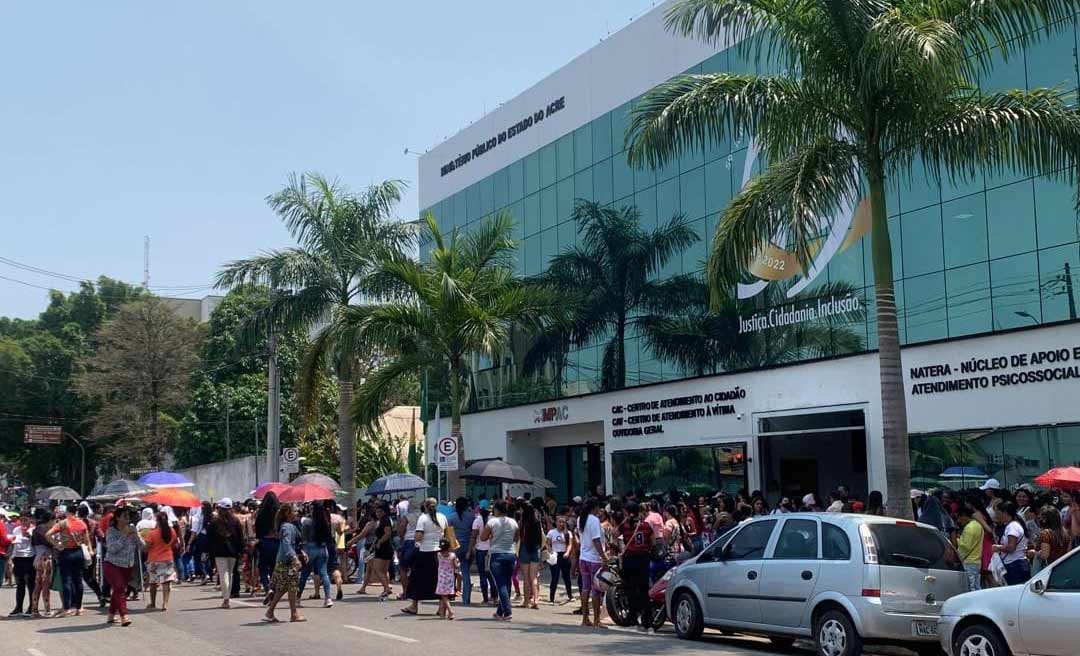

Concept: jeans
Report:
left=102, top=562, right=131, bottom=617
left=1004, top=558, right=1031, bottom=585
left=964, top=563, right=981, bottom=591
left=456, top=547, right=473, bottom=604
left=298, top=544, right=330, bottom=599
left=257, top=538, right=279, bottom=591
left=489, top=552, right=517, bottom=618
left=57, top=548, right=86, bottom=611
left=214, top=557, right=236, bottom=602
left=13, top=557, right=34, bottom=613
left=622, top=553, right=652, bottom=626
left=549, top=552, right=572, bottom=602
left=82, top=555, right=103, bottom=602
left=181, top=552, right=194, bottom=580
left=475, top=549, right=492, bottom=602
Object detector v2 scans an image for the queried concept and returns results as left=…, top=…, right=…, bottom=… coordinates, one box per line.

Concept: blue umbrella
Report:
left=364, top=473, right=428, bottom=496
left=137, top=471, right=194, bottom=488
left=940, top=466, right=989, bottom=479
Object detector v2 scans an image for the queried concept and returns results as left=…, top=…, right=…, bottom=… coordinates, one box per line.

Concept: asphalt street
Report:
left=0, top=581, right=924, bottom=656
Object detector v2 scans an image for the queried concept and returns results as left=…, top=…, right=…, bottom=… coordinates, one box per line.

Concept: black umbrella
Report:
left=460, top=460, right=536, bottom=483
left=88, top=479, right=150, bottom=501
left=35, top=486, right=80, bottom=502
left=364, top=473, right=428, bottom=496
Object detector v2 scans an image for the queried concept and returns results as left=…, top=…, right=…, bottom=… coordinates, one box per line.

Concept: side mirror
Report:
left=1030, top=579, right=1045, bottom=595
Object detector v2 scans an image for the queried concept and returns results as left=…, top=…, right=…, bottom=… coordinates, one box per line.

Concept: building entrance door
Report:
left=757, top=408, right=868, bottom=508
left=544, top=444, right=603, bottom=503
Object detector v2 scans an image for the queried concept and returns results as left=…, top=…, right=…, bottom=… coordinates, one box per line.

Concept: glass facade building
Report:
left=419, top=7, right=1080, bottom=502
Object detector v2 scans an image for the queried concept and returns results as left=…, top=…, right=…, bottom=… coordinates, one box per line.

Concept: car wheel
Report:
left=672, top=591, right=704, bottom=640
left=769, top=636, right=796, bottom=649
left=955, top=624, right=1009, bottom=656
left=814, top=609, right=863, bottom=656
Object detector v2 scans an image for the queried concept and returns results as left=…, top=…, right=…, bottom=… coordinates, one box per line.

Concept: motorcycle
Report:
left=602, top=562, right=678, bottom=629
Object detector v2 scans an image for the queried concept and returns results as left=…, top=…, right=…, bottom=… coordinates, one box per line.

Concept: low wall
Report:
left=177, top=455, right=268, bottom=502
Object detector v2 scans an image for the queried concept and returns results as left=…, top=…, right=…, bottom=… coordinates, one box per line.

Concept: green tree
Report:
left=627, top=0, right=1080, bottom=517
left=529, top=200, right=697, bottom=392
left=335, top=212, right=555, bottom=497
left=216, top=173, right=413, bottom=512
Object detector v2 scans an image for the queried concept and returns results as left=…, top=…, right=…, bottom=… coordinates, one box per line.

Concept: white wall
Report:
left=177, top=455, right=268, bottom=502
left=418, top=1, right=729, bottom=209
left=429, top=323, right=1080, bottom=506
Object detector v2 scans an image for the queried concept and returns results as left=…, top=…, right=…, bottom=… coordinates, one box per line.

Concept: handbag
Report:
left=442, top=516, right=459, bottom=551
left=80, top=544, right=93, bottom=563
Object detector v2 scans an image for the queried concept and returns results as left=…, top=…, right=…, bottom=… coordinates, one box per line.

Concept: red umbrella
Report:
left=142, top=488, right=202, bottom=508
left=277, top=483, right=335, bottom=503
left=252, top=482, right=290, bottom=500
left=1034, top=467, right=1080, bottom=490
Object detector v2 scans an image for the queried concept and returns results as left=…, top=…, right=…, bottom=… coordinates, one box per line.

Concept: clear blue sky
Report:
left=1, top=1, right=659, bottom=318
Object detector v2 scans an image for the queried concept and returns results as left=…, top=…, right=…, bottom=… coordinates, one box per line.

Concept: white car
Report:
left=939, top=545, right=1080, bottom=656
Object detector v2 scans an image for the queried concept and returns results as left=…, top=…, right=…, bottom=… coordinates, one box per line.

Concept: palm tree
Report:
left=627, top=0, right=1080, bottom=517
left=216, top=173, right=413, bottom=514
left=331, top=212, right=555, bottom=497
left=537, top=200, right=699, bottom=391
left=639, top=278, right=865, bottom=376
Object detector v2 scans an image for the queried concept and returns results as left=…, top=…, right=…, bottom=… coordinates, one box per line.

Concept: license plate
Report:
left=913, top=620, right=938, bottom=637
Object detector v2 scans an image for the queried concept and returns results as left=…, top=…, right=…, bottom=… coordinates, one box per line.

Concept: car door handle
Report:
left=801, top=571, right=813, bottom=580
left=747, top=570, right=757, bottom=580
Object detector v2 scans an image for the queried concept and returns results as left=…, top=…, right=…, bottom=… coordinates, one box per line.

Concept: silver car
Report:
left=939, top=545, right=1080, bottom=656
left=666, top=513, right=968, bottom=656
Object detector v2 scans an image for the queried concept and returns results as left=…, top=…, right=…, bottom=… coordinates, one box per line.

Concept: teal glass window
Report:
left=1034, top=173, right=1080, bottom=248
left=556, top=134, right=574, bottom=181
left=509, top=200, right=524, bottom=241
left=828, top=236, right=865, bottom=289
left=540, top=144, right=557, bottom=189
left=864, top=215, right=904, bottom=283
left=556, top=177, right=574, bottom=224
left=592, top=113, right=613, bottom=162
left=940, top=169, right=984, bottom=203
left=898, top=159, right=941, bottom=212
left=524, top=234, right=542, bottom=276
left=704, top=159, right=732, bottom=217
left=634, top=157, right=656, bottom=191
left=467, top=183, right=481, bottom=222
left=980, top=45, right=1027, bottom=93
left=901, top=206, right=944, bottom=277
left=987, top=180, right=1037, bottom=259
left=557, top=218, right=576, bottom=252
left=680, top=165, right=706, bottom=220
left=574, top=168, right=594, bottom=205
left=946, top=262, right=992, bottom=337
left=655, top=157, right=679, bottom=184
left=1025, top=24, right=1077, bottom=92
left=657, top=177, right=680, bottom=226
left=540, top=186, right=557, bottom=231
left=941, top=194, right=989, bottom=268
left=453, top=190, right=467, bottom=229
left=523, top=192, right=540, bottom=237
left=593, top=157, right=614, bottom=206
left=613, top=152, right=635, bottom=201
left=904, top=272, right=948, bottom=343
left=611, top=101, right=631, bottom=154
left=493, top=167, right=509, bottom=210
left=1038, top=243, right=1080, bottom=322
left=541, top=227, right=558, bottom=270
left=508, top=159, right=524, bottom=202
left=684, top=217, right=709, bottom=273
left=991, top=252, right=1041, bottom=329
left=678, top=144, right=705, bottom=175
left=480, top=176, right=494, bottom=217
left=635, top=187, right=657, bottom=232
left=524, top=152, right=540, bottom=196
left=574, top=124, right=593, bottom=172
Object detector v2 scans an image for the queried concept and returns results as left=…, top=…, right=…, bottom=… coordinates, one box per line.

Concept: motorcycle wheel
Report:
left=604, top=586, right=636, bottom=627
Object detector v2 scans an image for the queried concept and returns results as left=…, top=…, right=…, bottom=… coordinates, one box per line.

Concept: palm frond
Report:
left=707, top=137, right=862, bottom=303
left=351, top=352, right=436, bottom=436
left=916, top=0, right=1080, bottom=65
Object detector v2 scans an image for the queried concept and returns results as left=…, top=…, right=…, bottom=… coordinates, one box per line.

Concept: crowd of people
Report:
left=1, top=478, right=1078, bottom=631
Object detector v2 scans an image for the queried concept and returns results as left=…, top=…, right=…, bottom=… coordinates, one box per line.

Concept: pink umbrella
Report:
left=277, top=483, right=335, bottom=504
left=1034, top=467, right=1080, bottom=490
left=252, top=482, right=290, bottom=500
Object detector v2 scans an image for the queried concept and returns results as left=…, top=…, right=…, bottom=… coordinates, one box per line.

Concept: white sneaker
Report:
left=324, top=599, right=333, bottom=608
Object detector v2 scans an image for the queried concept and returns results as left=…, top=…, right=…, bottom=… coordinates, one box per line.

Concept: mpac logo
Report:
left=533, top=405, right=569, bottom=424
left=735, top=138, right=870, bottom=300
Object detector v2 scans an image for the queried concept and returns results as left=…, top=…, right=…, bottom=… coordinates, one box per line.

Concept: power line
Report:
left=0, top=255, right=214, bottom=291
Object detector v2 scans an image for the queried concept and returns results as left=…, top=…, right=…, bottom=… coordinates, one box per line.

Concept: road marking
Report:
left=28, top=649, right=48, bottom=656
left=343, top=625, right=418, bottom=643
left=607, top=626, right=663, bottom=637
left=229, top=599, right=261, bottom=608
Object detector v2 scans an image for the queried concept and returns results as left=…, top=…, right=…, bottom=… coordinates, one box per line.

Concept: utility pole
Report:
left=267, top=330, right=281, bottom=482
left=253, top=417, right=260, bottom=485
left=64, top=432, right=86, bottom=498
left=224, top=388, right=231, bottom=461
left=1065, top=262, right=1077, bottom=321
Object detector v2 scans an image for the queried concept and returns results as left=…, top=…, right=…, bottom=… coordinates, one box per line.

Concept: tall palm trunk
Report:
left=338, top=378, right=356, bottom=518
left=447, top=366, right=465, bottom=498
left=868, top=156, right=913, bottom=520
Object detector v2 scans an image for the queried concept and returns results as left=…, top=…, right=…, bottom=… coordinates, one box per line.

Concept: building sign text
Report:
left=908, top=344, right=1080, bottom=396
left=610, top=388, right=745, bottom=438
left=440, top=97, right=566, bottom=177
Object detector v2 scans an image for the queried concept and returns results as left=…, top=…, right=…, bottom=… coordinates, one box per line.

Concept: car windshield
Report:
left=868, top=523, right=963, bottom=571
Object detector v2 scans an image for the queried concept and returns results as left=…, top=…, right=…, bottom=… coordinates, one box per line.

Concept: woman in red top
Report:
left=144, top=512, right=178, bottom=611
left=47, top=507, right=93, bottom=616
left=619, top=502, right=655, bottom=630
